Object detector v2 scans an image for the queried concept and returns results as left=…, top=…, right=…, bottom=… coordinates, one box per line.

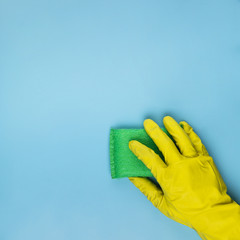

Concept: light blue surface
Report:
left=1, top=0, right=240, bottom=239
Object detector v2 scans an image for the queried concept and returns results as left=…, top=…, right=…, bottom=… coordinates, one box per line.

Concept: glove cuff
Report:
left=192, top=199, right=240, bottom=240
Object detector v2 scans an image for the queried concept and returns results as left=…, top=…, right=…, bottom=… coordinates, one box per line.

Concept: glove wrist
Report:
left=192, top=198, right=240, bottom=240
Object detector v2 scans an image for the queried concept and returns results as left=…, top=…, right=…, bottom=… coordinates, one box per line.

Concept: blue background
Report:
left=1, top=0, right=240, bottom=239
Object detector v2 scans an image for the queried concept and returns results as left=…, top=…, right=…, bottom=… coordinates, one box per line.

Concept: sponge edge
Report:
left=110, top=128, right=168, bottom=179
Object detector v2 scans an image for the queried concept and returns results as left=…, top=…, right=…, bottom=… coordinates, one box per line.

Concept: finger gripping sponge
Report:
left=110, top=128, right=168, bottom=179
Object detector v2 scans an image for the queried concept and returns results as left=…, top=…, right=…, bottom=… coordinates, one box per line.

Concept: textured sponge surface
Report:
left=110, top=128, right=168, bottom=179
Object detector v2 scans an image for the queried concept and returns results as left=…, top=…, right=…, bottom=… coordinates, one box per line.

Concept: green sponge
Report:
left=110, top=128, right=169, bottom=179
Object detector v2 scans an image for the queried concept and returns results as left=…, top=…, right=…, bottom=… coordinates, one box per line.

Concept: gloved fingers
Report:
left=129, top=140, right=167, bottom=182
left=129, top=177, right=164, bottom=209
left=163, top=116, right=198, bottom=158
left=180, top=121, right=209, bottom=156
left=144, top=119, right=181, bottom=165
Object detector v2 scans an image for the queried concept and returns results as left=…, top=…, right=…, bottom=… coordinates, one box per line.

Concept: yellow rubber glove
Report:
left=129, top=116, right=240, bottom=240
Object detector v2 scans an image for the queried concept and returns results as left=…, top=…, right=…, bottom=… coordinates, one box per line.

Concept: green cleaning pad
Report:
left=110, top=128, right=169, bottom=179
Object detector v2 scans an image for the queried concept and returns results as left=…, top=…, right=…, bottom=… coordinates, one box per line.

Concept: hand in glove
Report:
left=129, top=116, right=240, bottom=240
